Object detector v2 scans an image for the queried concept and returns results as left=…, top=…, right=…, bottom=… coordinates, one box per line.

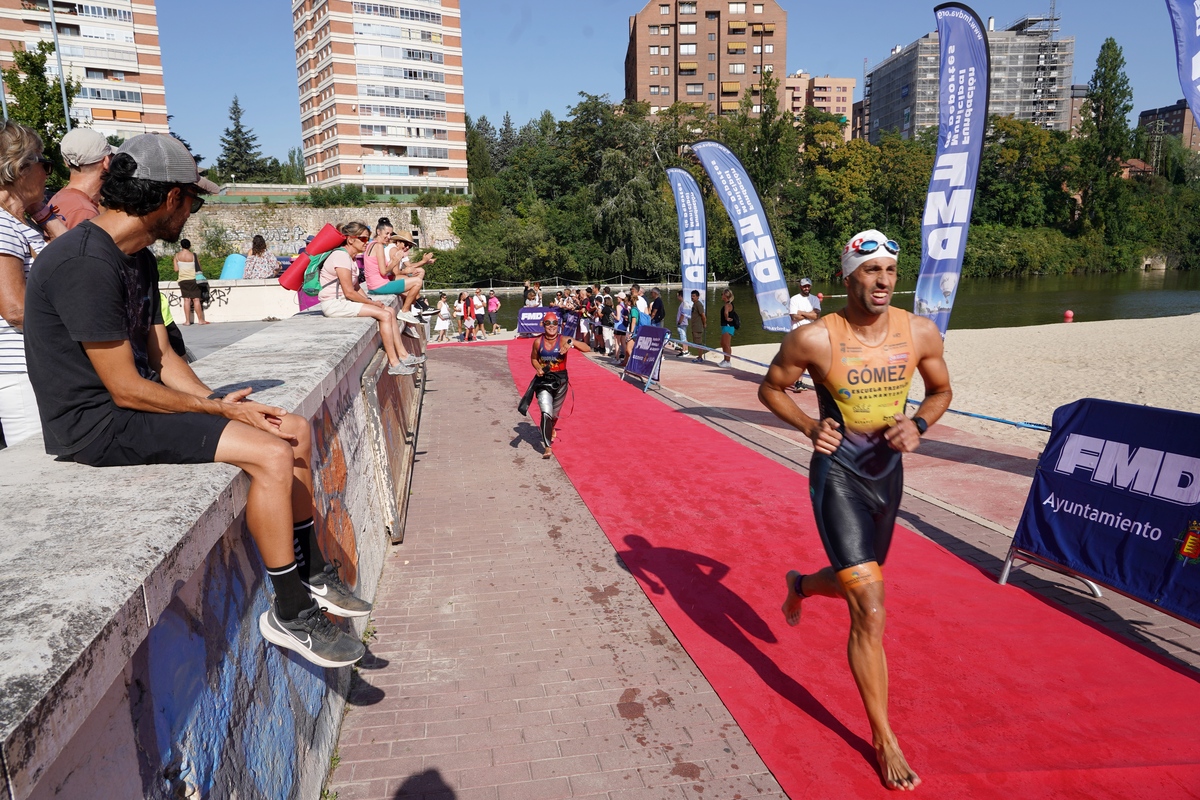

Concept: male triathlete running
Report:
left=758, top=229, right=952, bottom=792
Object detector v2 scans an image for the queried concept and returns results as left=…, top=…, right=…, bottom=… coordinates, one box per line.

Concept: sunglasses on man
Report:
left=180, top=189, right=206, bottom=214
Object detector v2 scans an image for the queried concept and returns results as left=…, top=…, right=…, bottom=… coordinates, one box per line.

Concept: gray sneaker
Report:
left=388, top=361, right=415, bottom=376
left=304, top=562, right=372, bottom=617
left=401, top=353, right=427, bottom=366
left=259, top=602, right=365, bottom=667
left=396, top=309, right=420, bottom=324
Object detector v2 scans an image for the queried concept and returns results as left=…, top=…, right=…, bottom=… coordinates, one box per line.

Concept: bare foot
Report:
left=876, top=739, right=920, bottom=791
left=542, top=447, right=553, bottom=460
left=782, top=570, right=804, bottom=627
left=551, top=429, right=558, bottom=442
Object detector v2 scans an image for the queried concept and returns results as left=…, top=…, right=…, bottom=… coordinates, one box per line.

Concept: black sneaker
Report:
left=259, top=602, right=366, bottom=667
left=303, top=562, right=372, bottom=617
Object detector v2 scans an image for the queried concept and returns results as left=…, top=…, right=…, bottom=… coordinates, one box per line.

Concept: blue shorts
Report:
left=368, top=278, right=406, bottom=295
left=720, top=325, right=736, bottom=336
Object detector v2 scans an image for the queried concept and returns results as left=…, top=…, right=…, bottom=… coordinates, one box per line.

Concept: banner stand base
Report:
left=999, top=544, right=1104, bottom=599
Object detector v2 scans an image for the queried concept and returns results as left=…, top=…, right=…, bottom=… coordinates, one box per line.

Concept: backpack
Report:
left=300, top=248, right=345, bottom=297
left=730, top=309, right=741, bottom=330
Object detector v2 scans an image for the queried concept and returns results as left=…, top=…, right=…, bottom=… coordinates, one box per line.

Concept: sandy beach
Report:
left=729, top=312, right=1200, bottom=452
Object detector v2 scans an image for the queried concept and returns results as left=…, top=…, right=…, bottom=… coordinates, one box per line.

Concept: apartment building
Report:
left=293, top=0, right=468, bottom=194
left=0, top=0, right=169, bottom=139
left=865, top=12, right=1074, bottom=144
left=624, top=0, right=786, bottom=116
left=1138, top=99, right=1200, bottom=153
left=783, top=71, right=855, bottom=140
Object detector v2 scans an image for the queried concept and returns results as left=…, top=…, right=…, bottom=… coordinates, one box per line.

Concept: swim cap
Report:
left=841, top=230, right=898, bottom=277
left=541, top=312, right=560, bottom=325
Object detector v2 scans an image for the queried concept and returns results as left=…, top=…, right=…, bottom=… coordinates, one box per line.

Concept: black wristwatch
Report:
left=913, top=417, right=928, bottom=436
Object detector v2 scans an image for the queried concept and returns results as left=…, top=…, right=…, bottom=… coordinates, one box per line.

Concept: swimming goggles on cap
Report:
left=853, top=239, right=900, bottom=256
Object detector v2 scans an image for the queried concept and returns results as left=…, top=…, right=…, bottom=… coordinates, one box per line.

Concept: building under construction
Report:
left=863, top=10, right=1074, bottom=144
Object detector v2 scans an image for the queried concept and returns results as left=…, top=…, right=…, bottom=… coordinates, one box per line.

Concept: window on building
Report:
left=649, top=25, right=659, bottom=34
left=753, top=45, right=760, bottom=54
left=753, top=104, right=761, bottom=113
left=709, top=92, right=716, bottom=100
left=729, top=2, right=746, bottom=13
left=661, top=86, right=670, bottom=95
left=765, top=44, right=773, bottom=53
left=687, top=83, right=703, bottom=95
left=650, top=45, right=659, bottom=55
left=680, top=66, right=696, bottom=75
left=706, top=10, right=719, bottom=19
left=650, top=86, right=660, bottom=94
left=660, top=4, right=670, bottom=13
left=661, top=45, right=671, bottom=54
left=708, top=53, right=716, bottom=60
left=753, top=3, right=764, bottom=12
left=709, top=32, right=716, bottom=40
left=680, top=44, right=696, bottom=55
left=708, top=72, right=716, bottom=80
left=680, top=22, right=696, bottom=34
left=730, top=63, right=745, bottom=74
left=650, top=66, right=660, bottom=75
left=679, top=2, right=697, bottom=13
left=662, top=66, right=670, bottom=75
left=85, top=68, right=105, bottom=79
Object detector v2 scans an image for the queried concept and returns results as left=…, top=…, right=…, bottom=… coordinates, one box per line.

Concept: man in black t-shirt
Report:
left=24, top=134, right=368, bottom=669
left=648, top=287, right=666, bottom=328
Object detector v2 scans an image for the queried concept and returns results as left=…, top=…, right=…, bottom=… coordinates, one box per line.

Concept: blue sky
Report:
left=158, top=0, right=1187, bottom=167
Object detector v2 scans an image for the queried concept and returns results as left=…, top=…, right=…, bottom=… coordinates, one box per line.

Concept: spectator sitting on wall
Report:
left=49, top=127, right=112, bottom=230
left=382, top=230, right=432, bottom=327
left=361, top=219, right=423, bottom=326
left=23, top=133, right=371, bottom=668
left=243, top=234, right=278, bottom=280
left=0, top=121, right=70, bottom=447
left=319, top=221, right=424, bottom=375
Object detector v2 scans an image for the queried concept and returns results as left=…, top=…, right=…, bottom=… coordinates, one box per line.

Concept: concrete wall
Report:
left=0, top=314, right=425, bottom=800
left=170, top=204, right=460, bottom=258
left=161, top=279, right=304, bottom=323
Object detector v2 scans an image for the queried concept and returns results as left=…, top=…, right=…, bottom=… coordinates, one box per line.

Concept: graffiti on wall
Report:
left=133, top=529, right=328, bottom=800
left=311, top=378, right=367, bottom=587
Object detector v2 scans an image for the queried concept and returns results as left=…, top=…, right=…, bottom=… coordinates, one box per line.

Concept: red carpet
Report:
left=507, top=340, right=1200, bottom=799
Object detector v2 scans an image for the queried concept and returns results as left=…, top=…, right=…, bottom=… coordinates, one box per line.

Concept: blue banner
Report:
left=1165, top=0, right=1200, bottom=118
left=624, top=325, right=668, bottom=381
left=690, top=140, right=790, bottom=333
left=666, top=167, right=707, bottom=312
left=914, top=3, right=990, bottom=336
left=560, top=309, right=580, bottom=339
left=1014, top=399, right=1200, bottom=624
left=517, top=306, right=551, bottom=337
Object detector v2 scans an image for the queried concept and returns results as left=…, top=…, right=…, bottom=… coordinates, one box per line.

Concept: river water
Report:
left=476, top=270, right=1200, bottom=348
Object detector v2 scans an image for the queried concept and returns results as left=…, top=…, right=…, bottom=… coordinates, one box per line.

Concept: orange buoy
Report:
left=817, top=293, right=824, bottom=301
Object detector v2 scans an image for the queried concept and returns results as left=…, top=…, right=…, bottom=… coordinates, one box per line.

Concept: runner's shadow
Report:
left=616, top=534, right=875, bottom=766
left=510, top=421, right=542, bottom=450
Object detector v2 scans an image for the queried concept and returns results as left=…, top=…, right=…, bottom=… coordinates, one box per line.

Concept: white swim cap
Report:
left=841, top=230, right=899, bottom=277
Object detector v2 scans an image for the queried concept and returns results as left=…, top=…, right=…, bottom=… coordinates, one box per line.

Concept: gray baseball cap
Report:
left=60, top=128, right=112, bottom=167
left=117, top=133, right=219, bottom=193
left=799, top=278, right=812, bottom=287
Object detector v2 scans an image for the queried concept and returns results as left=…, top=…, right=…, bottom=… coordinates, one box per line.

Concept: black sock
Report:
left=292, top=518, right=329, bottom=580
left=266, top=562, right=312, bottom=620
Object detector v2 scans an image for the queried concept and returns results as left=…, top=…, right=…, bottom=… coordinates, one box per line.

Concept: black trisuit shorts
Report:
left=808, top=453, right=903, bottom=571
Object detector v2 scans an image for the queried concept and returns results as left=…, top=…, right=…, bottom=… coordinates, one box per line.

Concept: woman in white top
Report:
left=318, top=221, right=424, bottom=376
left=433, top=291, right=452, bottom=342
left=173, top=238, right=207, bottom=325
left=0, top=121, right=68, bottom=445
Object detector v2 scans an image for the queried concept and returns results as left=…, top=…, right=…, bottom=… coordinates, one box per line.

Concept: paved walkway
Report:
left=329, top=343, right=785, bottom=799
left=329, top=341, right=1200, bottom=800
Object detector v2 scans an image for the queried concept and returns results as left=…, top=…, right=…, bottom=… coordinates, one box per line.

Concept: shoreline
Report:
left=729, top=312, right=1200, bottom=452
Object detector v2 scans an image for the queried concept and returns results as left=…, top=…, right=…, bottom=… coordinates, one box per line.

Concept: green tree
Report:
left=2, top=41, right=79, bottom=188
left=279, top=147, right=305, bottom=184
left=1074, top=38, right=1135, bottom=236
left=167, top=113, right=203, bottom=166
left=215, top=96, right=265, bottom=181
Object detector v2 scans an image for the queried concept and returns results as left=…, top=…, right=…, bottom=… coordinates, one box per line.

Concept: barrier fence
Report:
left=658, top=337, right=1052, bottom=433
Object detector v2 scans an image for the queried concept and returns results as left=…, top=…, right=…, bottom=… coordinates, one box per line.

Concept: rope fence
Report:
left=660, top=337, right=1051, bottom=433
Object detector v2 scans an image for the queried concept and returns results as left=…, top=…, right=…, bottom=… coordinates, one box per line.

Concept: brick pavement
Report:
left=328, top=343, right=786, bottom=800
